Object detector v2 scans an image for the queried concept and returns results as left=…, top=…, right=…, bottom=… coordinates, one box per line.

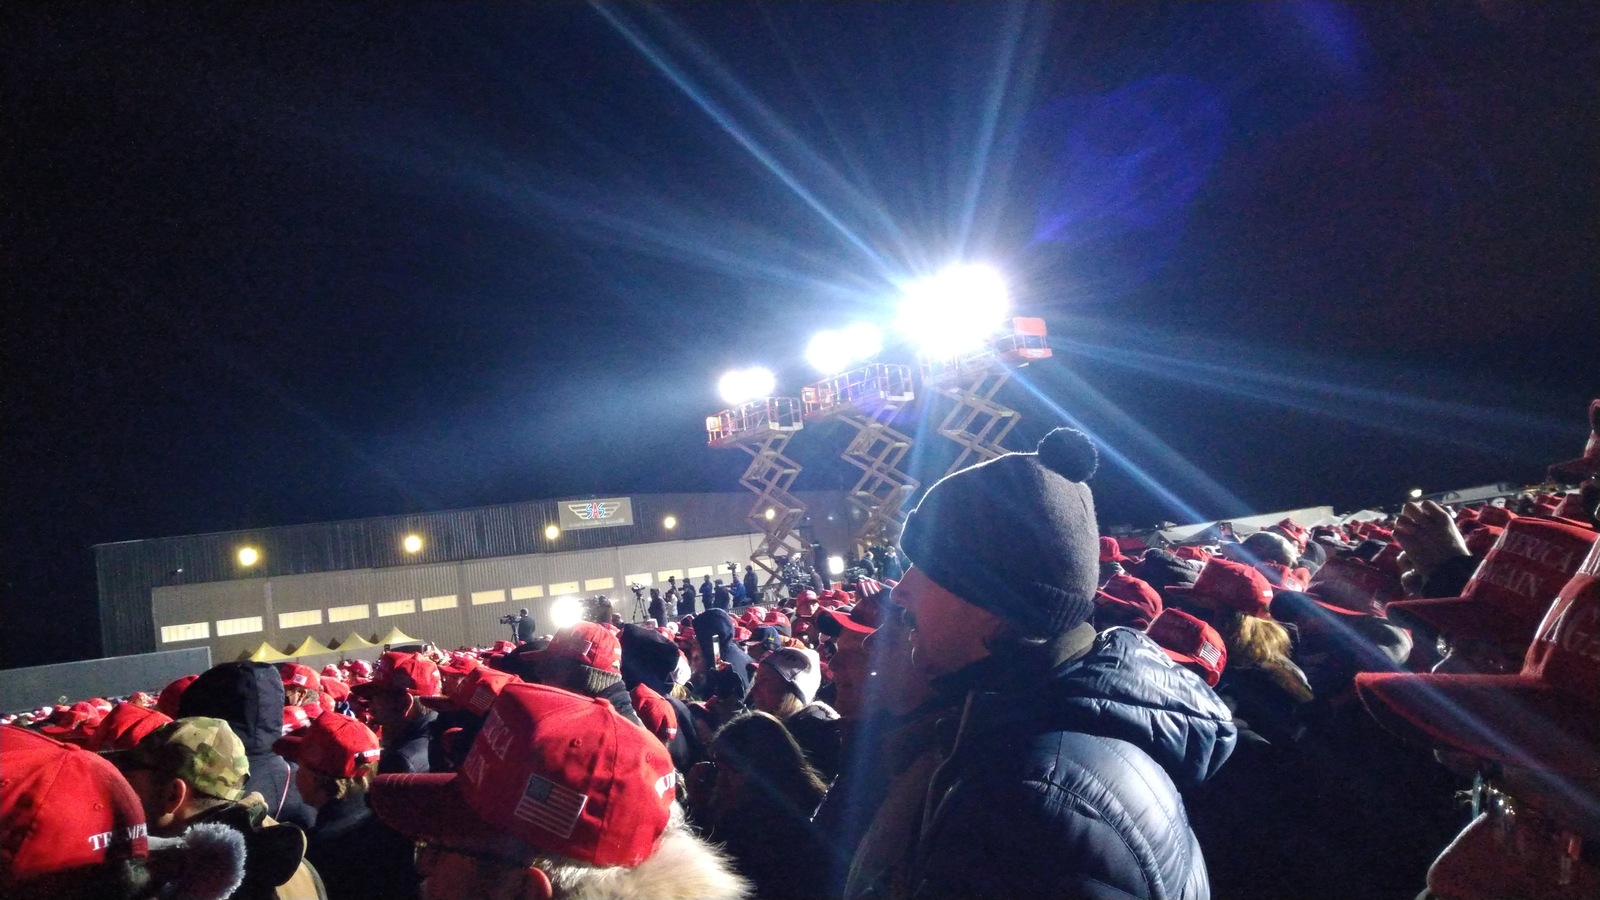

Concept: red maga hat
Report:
left=1386, top=517, right=1597, bottom=653
left=1, top=726, right=151, bottom=886
left=156, top=674, right=198, bottom=718
left=350, top=651, right=443, bottom=699
left=1167, top=557, right=1273, bottom=617
left=1356, top=540, right=1600, bottom=776
left=274, top=712, right=382, bottom=779
left=86, top=703, right=172, bottom=753
left=421, top=665, right=520, bottom=716
left=1547, top=398, right=1600, bottom=482
left=279, top=662, right=322, bottom=692
left=520, top=621, right=623, bottom=675
left=1146, top=609, right=1227, bottom=687
left=38, top=701, right=103, bottom=744
left=1099, top=536, right=1134, bottom=564
left=1094, top=574, right=1164, bottom=629
left=369, top=682, right=675, bottom=867
left=1304, top=556, right=1402, bottom=617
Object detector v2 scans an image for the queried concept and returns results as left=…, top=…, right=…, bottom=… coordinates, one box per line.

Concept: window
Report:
left=376, top=600, right=416, bottom=618
left=160, top=622, right=210, bottom=643
left=422, top=595, right=458, bottom=612
left=548, top=581, right=579, bottom=595
left=625, top=573, right=653, bottom=587
left=277, top=610, right=323, bottom=630
left=510, top=585, right=544, bottom=601
left=687, top=566, right=714, bottom=579
left=469, top=590, right=505, bottom=606
left=328, top=604, right=369, bottom=623
left=656, top=569, right=683, bottom=582
left=215, top=616, right=263, bottom=637
left=583, top=577, right=615, bottom=591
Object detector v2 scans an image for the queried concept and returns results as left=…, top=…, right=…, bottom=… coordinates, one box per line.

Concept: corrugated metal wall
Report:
left=99, top=491, right=853, bottom=657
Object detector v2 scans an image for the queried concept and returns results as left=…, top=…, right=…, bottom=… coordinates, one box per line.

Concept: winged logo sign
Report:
left=557, top=496, right=635, bottom=531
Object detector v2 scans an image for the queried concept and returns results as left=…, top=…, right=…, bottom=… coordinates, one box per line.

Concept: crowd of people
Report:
left=3, top=398, right=1597, bottom=900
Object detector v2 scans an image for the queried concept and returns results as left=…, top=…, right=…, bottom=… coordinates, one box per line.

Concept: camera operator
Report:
left=503, top=607, right=536, bottom=645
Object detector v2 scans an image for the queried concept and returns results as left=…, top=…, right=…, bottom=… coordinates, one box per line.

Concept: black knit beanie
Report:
left=900, top=427, right=1101, bottom=637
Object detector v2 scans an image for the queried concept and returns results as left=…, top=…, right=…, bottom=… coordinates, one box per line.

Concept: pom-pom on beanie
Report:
left=900, top=427, right=1101, bottom=636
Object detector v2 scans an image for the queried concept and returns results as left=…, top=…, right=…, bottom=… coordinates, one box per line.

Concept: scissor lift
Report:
left=706, top=398, right=809, bottom=589
left=801, top=363, right=920, bottom=554
left=919, top=318, right=1052, bottom=476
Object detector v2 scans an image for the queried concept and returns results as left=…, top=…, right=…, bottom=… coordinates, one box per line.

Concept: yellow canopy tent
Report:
left=333, top=631, right=374, bottom=650
left=371, top=626, right=420, bottom=648
left=287, top=637, right=335, bottom=658
left=243, top=642, right=291, bottom=662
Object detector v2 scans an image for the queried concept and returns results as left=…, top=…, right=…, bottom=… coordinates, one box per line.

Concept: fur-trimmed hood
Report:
left=548, top=821, right=750, bottom=900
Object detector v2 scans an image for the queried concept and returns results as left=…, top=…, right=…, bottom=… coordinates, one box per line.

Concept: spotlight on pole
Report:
left=717, top=367, right=777, bottom=406
left=895, top=263, right=1011, bottom=357
left=805, top=323, right=883, bottom=374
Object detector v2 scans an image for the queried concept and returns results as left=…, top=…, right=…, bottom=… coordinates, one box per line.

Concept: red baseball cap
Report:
left=274, top=712, right=382, bottom=779
left=1304, top=556, right=1403, bottom=617
left=421, top=666, right=520, bottom=716
left=319, top=678, right=350, bottom=702
left=156, top=674, right=198, bottom=718
left=818, top=601, right=879, bottom=636
left=86, top=703, right=173, bottom=753
left=369, top=682, right=676, bottom=867
left=1094, top=574, right=1164, bottom=629
left=282, top=705, right=313, bottom=735
left=1146, top=609, right=1227, bottom=686
left=1166, top=557, right=1273, bottom=617
left=1548, top=400, right=1600, bottom=481
left=522, top=622, right=623, bottom=675
left=1386, top=517, right=1598, bottom=653
left=1475, top=505, right=1517, bottom=528
left=38, top=701, right=104, bottom=744
left=1254, top=562, right=1309, bottom=593
left=279, top=662, right=322, bottom=692
left=1356, top=540, right=1600, bottom=775
left=1099, top=536, right=1134, bottom=563
left=1171, top=546, right=1210, bottom=563
left=350, top=651, right=443, bottom=698
left=0, top=726, right=150, bottom=887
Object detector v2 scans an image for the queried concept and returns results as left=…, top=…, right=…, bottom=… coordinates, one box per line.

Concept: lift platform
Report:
left=919, top=318, right=1052, bottom=476
left=705, top=398, right=808, bottom=589
left=801, top=363, right=920, bottom=554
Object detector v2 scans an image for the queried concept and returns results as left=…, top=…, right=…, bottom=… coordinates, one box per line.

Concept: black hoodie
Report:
left=179, top=662, right=316, bottom=830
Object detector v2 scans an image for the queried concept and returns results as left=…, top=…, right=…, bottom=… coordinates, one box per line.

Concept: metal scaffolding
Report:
left=705, top=398, right=808, bottom=586
left=919, top=317, right=1052, bottom=476
left=801, top=363, right=920, bottom=555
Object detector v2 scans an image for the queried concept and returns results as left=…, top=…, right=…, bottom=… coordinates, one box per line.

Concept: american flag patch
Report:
left=514, top=774, right=587, bottom=839
left=467, top=683, right=497, bottom=715
left=1196, top=642, right=1222, bottom=667
left=856, top=577, right=886, bottom=599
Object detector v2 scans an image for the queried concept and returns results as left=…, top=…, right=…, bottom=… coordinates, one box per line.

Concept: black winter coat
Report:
left=908, top=627, right=1236, bottom=900
left=178, top=661, right=317, bottom=830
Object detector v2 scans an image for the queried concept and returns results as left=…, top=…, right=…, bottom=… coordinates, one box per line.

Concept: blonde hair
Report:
left=1217, top=609, right=1314, bottom=703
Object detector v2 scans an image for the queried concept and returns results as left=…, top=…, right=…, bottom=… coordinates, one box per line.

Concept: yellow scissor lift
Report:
left=801, top=363, right=920, bottom=556
left=706, top=397, right=809, bottom=591
left=919, top=317, right=1052, bottom=476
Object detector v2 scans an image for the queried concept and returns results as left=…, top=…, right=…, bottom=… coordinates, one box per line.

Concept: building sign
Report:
left=557, top=496, right=634, bottom=531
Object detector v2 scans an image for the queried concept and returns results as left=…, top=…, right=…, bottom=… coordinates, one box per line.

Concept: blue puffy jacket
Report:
left=910, top=627, right=1237, bottom=900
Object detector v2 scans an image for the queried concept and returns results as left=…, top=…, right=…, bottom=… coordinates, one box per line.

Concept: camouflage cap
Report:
left=124, top=716, right=250, bottom=801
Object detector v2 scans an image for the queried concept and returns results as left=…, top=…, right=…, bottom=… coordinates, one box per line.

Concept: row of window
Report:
left=159, top=562, right=739, bottom=644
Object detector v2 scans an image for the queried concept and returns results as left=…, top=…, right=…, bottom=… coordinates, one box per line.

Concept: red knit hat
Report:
left=1357, top=540, right=1600, bottom=775
left=1, top=726, right=150, bottom=888
left=369, top=683, right=675, bottom=867
left=1167, top=557, right=1273, bottom=617
left=273, top=712, right=382, bottom=779
left=1386, top=517, right=1598, bottom=653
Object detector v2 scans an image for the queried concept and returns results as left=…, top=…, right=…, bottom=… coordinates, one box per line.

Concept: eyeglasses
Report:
left=413, top=840, right=530, bottom=873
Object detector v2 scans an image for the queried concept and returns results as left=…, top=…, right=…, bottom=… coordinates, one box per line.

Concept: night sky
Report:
left=5, top=3, right=1596, bottom=667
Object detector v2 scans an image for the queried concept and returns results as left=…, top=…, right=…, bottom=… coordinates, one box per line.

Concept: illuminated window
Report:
left=160, top=622, right=211, bottom=643
left=277, top=610, right=323, bottom=630
left=583, top=577, right=615, bottom=591
left=625, top=573, right=653, bottom=587
left=328, top=604, right=369, bottom=623
left=510, top=585, right=544, bottom=601
left=469, top=590, right=505, bottom=606
left=687, top=566, right=714, bottom=579
left=656, top=570, right=684, bottom=582
left=215, top=616, right=263, bottom=637
left=376, top=600, right=416, bottom=618
left=422, top=595, right=458, bottom=611
left=547, top=581, right=579, bottom=595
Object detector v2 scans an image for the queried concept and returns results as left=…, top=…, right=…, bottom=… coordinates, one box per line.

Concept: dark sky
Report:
left=5, top=3, right=1596, bottom=667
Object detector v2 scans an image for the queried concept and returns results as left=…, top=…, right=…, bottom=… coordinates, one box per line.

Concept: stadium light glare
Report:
left=717, top=367, right=777, bottom=406
left=663, top=515, right=678, bottom=530
left=827, top=555, right=845, bottom=575
left=544, top=524, right=561, bottom=540
left=805, top=322, right=884, bottom=374
left=549, top=596, right=584, bottom=631
left=237, top=546, right=260, bottom=567
left=402, top=534, right=423, bottom=553
left=895, top=263, right=1010, bottom=357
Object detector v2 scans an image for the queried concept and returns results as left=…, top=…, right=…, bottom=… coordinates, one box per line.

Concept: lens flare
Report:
left=897, top=264, right=1010, bottom=357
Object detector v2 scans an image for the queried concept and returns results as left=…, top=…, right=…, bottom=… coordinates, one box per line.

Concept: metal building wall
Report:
left=149, top=532, right=765, bottom=663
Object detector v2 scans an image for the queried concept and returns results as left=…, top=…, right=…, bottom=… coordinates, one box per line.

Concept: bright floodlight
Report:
left=764, top=508, right=777, bottom=521
left=1409, top=488, right=1424, bottom=500
left=549, top=596, right=584, bottom=631
left=896, top=263, right=1011, bottom=357
left=827, top=555, right=845, bottom=575
left=663, top=515, right=678, bottom=530
left=237, top=546, right=260, bottom=567
left=717, top=367, right=777, bottom=406
left=402, top=534, right=423, bottom=553
left=544, top=524, right=561, bottom=540
left=805, top=322, right=884, bottom=374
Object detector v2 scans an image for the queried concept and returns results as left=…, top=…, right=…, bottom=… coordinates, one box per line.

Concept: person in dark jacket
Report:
left=349, top=651, right=445, bottom=775
left=700, top=574, right=715, bottom=610
left=647, top=587, right=667, bottom=623
left=694, top=607, right=755, bottom=701
left=713, top=579, right=733, bottom=610
left=177, top=661, right=317, bottom=830
left=743, top=564, right=761, bottom=603
left=847, top=429, right=1236, bottom=900
left=274, top=711, right=418, bottom=900
left=621, top=623, right=705, bottom=770
left=513, top=607, right=537, bottom=644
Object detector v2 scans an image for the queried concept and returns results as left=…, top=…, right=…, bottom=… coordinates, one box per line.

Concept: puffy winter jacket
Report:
left=909, top=627, right=1236, bottom=900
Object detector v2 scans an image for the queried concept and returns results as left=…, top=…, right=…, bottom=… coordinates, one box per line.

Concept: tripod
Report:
left=630, top=588, right=649, bottom=622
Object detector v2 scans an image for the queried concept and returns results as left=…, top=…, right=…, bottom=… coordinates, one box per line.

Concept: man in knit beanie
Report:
left=847, top=428, right=1236, bottom=900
